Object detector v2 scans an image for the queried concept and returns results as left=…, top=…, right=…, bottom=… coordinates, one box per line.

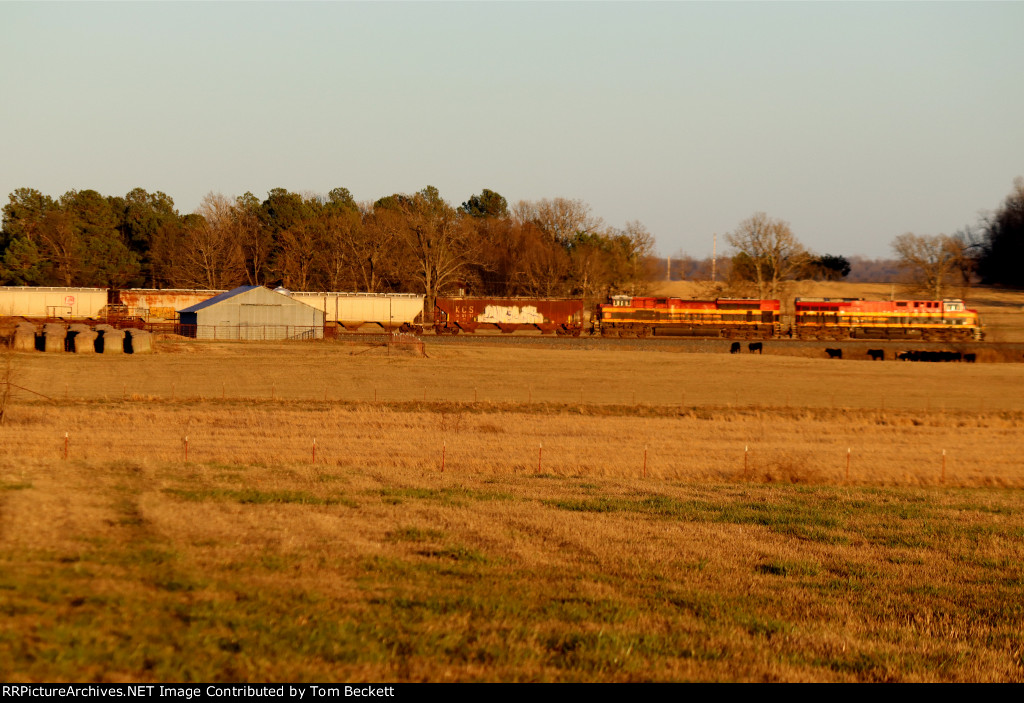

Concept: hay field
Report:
left=1, top=340, right=1023, bottom=682
left=655, top=280, right=1024, bottom=343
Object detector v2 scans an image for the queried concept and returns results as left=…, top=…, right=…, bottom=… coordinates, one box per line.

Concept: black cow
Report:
left=867, top=349, right=885, bottom=361
left=964, top=353, right=976, bottom=363
left=825, top=348, right=843, bottom=359
left=730, top=342, right=741, bottom=354
left=749, top=342, right=763, bottom=354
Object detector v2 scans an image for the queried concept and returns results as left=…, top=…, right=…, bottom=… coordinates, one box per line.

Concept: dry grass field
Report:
left=1, top=339, right=1023, bottom=682
left=655, top=280, right=1024, bottom=343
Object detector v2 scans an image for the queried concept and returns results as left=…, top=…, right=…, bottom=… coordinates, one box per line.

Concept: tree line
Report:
left=680, top=178, right=1024, bottom=300
left=0, top=186, right=656, bottom=310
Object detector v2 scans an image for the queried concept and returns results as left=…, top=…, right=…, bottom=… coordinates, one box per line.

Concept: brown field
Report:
left=1, top=340, right=1023, bottom=682
left=654, top=280, right=1024, bottom=343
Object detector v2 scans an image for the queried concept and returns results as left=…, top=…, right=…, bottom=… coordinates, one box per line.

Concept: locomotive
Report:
left=592, top=295, right=982, bottom=341
left=792, top=297, right=982, bottom=341
left=595, top=295, right=780, bottom=339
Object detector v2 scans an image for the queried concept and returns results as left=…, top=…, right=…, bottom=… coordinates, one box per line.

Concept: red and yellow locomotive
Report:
left=793, top=298, right=982, bottom=341
left=594, top=296, right=781, bottom=339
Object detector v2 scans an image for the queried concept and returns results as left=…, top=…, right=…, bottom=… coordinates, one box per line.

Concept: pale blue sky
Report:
left=2, top=1, right=1021, bottom=258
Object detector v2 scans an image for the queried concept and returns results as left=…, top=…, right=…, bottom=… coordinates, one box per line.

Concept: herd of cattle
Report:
left=728, top=341, right=976, bottom=363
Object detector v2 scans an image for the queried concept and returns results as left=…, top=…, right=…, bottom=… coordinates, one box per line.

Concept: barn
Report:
left=177, top=286, right=325, bottom=340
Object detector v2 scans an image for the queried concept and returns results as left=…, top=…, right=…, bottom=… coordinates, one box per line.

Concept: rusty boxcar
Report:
left=433, top=297, right=585, bottom=335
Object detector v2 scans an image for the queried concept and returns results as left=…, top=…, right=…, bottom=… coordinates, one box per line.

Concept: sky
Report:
left=1, top=1, right=1022, bottom=259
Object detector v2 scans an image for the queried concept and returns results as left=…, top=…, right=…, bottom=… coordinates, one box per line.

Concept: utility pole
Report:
left=712, top=233, right=717, bottom=283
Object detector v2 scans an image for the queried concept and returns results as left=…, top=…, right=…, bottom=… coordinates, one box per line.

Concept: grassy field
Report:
left=1, top=340, right=1023, bottom=682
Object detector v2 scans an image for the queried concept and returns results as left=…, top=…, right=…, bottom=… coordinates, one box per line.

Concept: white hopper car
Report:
left=282, top=291, right=425, bottom=331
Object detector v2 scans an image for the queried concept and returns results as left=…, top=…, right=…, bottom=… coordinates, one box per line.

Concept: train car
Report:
left=111, top=289, right=225, bottom=322
left=595, top=296, right=781, bottom=338
left=433, top=297, right=585, bottom=335
left=287, top=291, right=425, bottom=332
left=793, top=298, right=982, bottom=341
left=0, top=286, right=108, bottom=319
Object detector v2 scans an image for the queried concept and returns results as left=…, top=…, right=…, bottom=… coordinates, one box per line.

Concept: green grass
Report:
left=2, top=469, right=1023, bottom=682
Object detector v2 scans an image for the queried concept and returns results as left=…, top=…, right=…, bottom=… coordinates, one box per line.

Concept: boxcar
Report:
left=433, top=297, right=585, bottom=335
left=793, top=298, right=982, bottom=341
left=595, top=296, right=781, bottom=339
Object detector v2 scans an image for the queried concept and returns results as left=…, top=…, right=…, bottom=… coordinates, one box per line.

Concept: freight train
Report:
left=1, top=286, right=984, bottom=341
left=593, top=295, right=982, bottom=341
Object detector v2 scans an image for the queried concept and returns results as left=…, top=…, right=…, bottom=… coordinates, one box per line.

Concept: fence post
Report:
left=64, top=432, right=68, bottom=460
left=643, top=445, right=648, bottom=479
left=441, top=441, right=446, bottom=473
left=846, top=448, right=850, bottom=481
left=312, top=438, right=316, bottom=464
left=744, top=445, right=749, bottom=478
left=184, top=436, right=189, bottom=462
left=941, top=449, right=946, bottom=484
left=538, top=442, right=543, bottom=474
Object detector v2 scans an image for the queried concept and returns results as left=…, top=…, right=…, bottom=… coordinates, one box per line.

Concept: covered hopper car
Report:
left=594, top=296, right=781, bottom=339
left=433, top=297, right=585, bottom=335
left=793, top=298, right=982, bottom=341
left=286, top=291, right=425, bottom=332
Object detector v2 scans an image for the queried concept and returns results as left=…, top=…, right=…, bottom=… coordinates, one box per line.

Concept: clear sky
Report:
left=2, top=1, right=1021, bottom=259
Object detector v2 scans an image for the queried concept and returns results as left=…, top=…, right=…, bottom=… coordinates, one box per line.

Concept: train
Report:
left=1, top=286, right=984, bottom=342
left=593, top=295, right=982, bottom=341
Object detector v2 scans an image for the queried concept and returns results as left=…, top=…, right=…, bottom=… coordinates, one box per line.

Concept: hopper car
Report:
left=286, top=291, right=425, bottom=332
left=433, top=297, right=585, bottom=335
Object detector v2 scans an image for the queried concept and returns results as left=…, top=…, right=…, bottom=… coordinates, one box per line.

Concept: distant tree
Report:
left=178, top=193, right=245, bottom=289
left=1, top=188, right=55, bottom=244
left=726, top=212, right=809, bottom=298
left=326, top=187, right=358, bottom=212
left=461, top=189, right=509, bottom=219
left=512, top=198, right=603, bottom=245
left=234, top=192, right=273, bottom=286
left=110, top=188, right=179, bottom=287
left=0, top=236, right=47, bottom=285
left=978, top=177, right=1024, bottom=288
left=891, top=232, right=959, bottom=299
left=382, top=186, right=479, bottom=315
left=807, top=254, right=851, bottom=281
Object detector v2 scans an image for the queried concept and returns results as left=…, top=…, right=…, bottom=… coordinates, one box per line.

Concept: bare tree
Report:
left=726, top=212, right=809, bottom=299
left=383, top=187, right=480, bottom=317
left=512, top=198, right=604, bottom=245
left=891, top=232, right=960, bottom=299
left=177, top=193, right=245, bottom=289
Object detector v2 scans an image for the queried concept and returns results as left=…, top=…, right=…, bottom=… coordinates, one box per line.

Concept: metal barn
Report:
left=177, top=286, right=325, bottom=340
